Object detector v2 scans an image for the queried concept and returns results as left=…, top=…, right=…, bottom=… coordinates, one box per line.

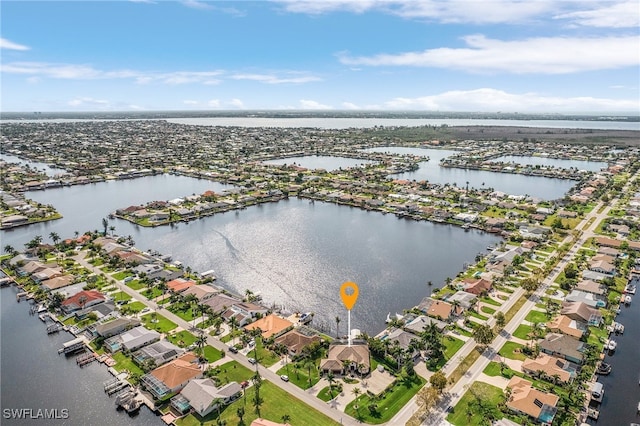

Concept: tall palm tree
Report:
left=327, top=371, right=336, bottom=397
left=4, top=245, right=16, bottom=256
left=335, top=316, right=341, bottom=339
left=49, top=232, right=60, bottom=246
left=281, top=414, right=291, bottom=424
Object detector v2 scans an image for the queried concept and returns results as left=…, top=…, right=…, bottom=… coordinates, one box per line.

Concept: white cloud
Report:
left=1, top=38, right=30, bottom=51
left=67, top=97, right=110, bottom=108
left=300, top=99, right=333, bottom=109
left=231, top=73, right=322, bottom=84
left=339, top=34, right=640, bottom=74
left=229, top=98, right=245, bottom=108
left=208, top=99, right=221, bottom=107
left=554, top=0, right=640, bottom=28
left=181, top=0, right=213, bottom=10
left=383, top=88, right=639, bottom=112
left=274, top=0, right=556, bottom=24
left=183, top=100, right=199, bottom=105
left=342, top=102, right=361, bottom=110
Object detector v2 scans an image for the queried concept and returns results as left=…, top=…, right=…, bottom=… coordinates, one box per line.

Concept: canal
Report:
left=587, top=276, right=640, bottom=426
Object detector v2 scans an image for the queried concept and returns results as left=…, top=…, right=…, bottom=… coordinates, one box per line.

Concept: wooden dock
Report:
left=76, top=352, right=97, bottom=367
left=46, top=323, right=64, bottom=334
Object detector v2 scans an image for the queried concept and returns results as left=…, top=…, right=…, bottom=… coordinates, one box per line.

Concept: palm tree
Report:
left=195, top=332, right=207, bottom=361
left=102, top=217, right=108, bottom=235
left=109, top=225, right=116, bottom=236
left=327, top=371, right=336, bottom=397
left=49, top=232, right=60, bottom=246
left=4, top=245, right=16, bottom=256
left=236, top=406, right=245, bottom=423
left=281, top=414, right=291, bottom=424
left=352, top=386, right=362, bottom=415
left=305, top=357, right=316, bottom=388
left=335, top=316, right=341, bottom=339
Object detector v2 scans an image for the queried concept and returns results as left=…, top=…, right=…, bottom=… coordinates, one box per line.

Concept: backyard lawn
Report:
left=140, top=313, right=178, bottom=333
left=111, top=352, right=144, bottom=376
left=167, top=330, right=197, bottom=348
left=498, top=341, right=527, bottom=361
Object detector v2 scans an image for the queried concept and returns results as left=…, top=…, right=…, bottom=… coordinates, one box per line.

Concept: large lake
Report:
left=364, top=147, right=577, bottom=200
left=2, top=174, right=500, bottom=335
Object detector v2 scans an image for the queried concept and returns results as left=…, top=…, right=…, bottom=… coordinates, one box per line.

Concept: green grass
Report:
left=111, top=291, right=131, bottom=301
left=125, top=279, right=145, bottom=290
left=210, top=361, right=254, bottom=386
left=482, top=361, right=502, bottom=377
left=480, top=297, right=501, bottom=306
left=525, top=310, right=548, bottom=324
left=251, top=339, right=281, bottom=368
left=480, top=306, right=496, bottom=315
left=512, top=324, right=533, bottom=340
left=112, top=270, right=133, bottom=280
left=112, top=352, right=144, bottom=376
left=498, top=341, right=527, bottom=361
left=447, top=381, right=504, bottom=426
left=167, top=330, right=197, bottom=348
left=450, top=326, right=473, bottom=337
left=467, top=311, right=489, bottom=321
left=344, top=375, right=426, bottom=424
left=203, top=345, right=224, bottom=363
left=171, top=307, right=196, bottom=322
left=140, top=313, right=177, bottom=333
left=443, top=336, right=465, bottom=361
left=276, top=361, right=320, bottom=390
left=174, top=381, right=339, bottom=426
left=317, top=385, right=341, bottom=402
left=126, top=301, right=146, bottom=313
left=141, top=287, right=164, bottom=300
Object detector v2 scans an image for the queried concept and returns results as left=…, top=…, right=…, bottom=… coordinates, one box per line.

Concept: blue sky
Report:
left=1, top=0, right=639, bottom=113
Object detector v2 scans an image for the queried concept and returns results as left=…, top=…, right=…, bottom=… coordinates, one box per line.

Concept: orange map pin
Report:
left=340, top=281, right=359, bottom=310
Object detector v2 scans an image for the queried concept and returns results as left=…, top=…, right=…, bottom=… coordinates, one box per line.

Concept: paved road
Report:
left=74, top=255, right=357, bottom=425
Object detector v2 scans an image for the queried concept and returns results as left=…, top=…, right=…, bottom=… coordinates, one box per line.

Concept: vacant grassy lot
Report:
left=140, top=313, right=178, bottom=333
left=498, top=341, right=527, bottom=361
left=447, top=381, right=504, bottom=426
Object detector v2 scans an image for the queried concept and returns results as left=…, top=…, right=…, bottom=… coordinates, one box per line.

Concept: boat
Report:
left=614, top=322, right=625, bottom=334
left=385, top=312, right=391, bottom=323
left=298, top=312, right=313, bottom=324
left=596, top=362, right=612, bottom=375
left=607, top=340, right=617, bottom=351
left=624, top=295, right=632, bottom=305
left=587, top=407, right=599, bottom=419
left=624, top=283, right=636, bottom=294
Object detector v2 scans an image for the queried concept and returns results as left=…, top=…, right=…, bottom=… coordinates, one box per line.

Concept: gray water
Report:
left=1, top=154, right=67, bottom=177
left=587, top=278, right=640, bottom=426
left=364, top=147, right=577, bottom=199
left=0, top=287, right=162, bottom=425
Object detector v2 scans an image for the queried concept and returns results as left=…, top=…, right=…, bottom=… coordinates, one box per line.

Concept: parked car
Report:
left=228, top=345, right=238, bottom=354
left=280, top=375, right=289, bottom=382
left=248, top=357, right=257, bottom=364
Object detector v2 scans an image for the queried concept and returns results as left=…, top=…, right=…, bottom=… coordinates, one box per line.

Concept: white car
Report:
left=280, top=375, right=289, bottom=382
left=140, top=307, right=151, bottom=314
left=248, top=357, right=257, bottom=364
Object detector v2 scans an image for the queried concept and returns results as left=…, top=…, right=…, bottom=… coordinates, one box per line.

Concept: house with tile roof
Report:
left=319, top=342, right=370, bottom=376
left=506, top=376, right=558, bottom=424
left=104, top=325, right=160, bottom=353
left=560, top=301, right=602, bottom=325
left=61, top=290, right=106, bottom=313
left=141, top=353, right=202, bottom=400
left=539, top=333, right=585, bottom=364
left=244, top=313, right=293, bottom=339
left=546, top=315, right=587, bottom=339
left=133, top=340, right=185, bottom=367
left=521, top=353, right=576, bottom=384
left=274, top=329, right=320, bottom=357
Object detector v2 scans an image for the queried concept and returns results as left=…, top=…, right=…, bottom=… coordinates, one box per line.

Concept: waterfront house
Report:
left=560, top=301, right=602, bottom=325
left=18, top=260, right=47, bottom=276
left=522, top=353, right=576, bottom=384
left=115, top=251, right=154, bottom=265
left=244, top=313, right=293, bottom=339
left=588, top=260, right=616, bottom=276
left=92, top=318, right=141, bottom=338
left=166, top=278, right=197, bottom=294
left=202, top=293, right=241, bottom=315
left=539, top=333, right=585, bottom=364
left=575, top=280, right=606, bottom=297
left=274, top=329, right=321, bottom=357
left=581, top=269, right=610, bottom=282
left=171, top=379, right=241, bottom=417
left=460, top=277, right=493, bottom=296
left=7, top=253, right=37, bottom=267
left=61, top=290, right=106, bottom=313
left=41, top=275, right=75, bottom=292
left=223, top=301, right=269, bottom=327
left=141, top=353, right=202, bottom=400
left=546, top=315, right=587, bottom=339
left=104, top=325, right=160, bottom=353
left=419, top=298, right=461, bottom=322
left=319, top=342, right=370, bottom=376
left=31, top=267, right=63, bottom=283
left=404, top=315, right=447, bottom=334
left=384, top=328, right=421, bottom=360
left=447, top=291, right=477, bottom=310
left=565, top=290, right=606, bottom=308
left=180, top=284, right=219, bottom=302
left=506, top=376, right=559, bottom=424
left=133, top=340, right=185, bottom=367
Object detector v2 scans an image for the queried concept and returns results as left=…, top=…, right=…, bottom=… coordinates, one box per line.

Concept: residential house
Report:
left=420, top=298, right=461, bottom=322
left=41, top=275, right=75, bottom=292
left=521, top=353, right=576, bottom=384
left=575, top=280, right=606, bottom=297
left=588, top=260, right=616, bottom=276
left=61, top=290, right=106, bottom=313
left=565, top=290, right=606, bottom=308
left=244, top=314, right=293, bottom=339
left=133, top=340, right=185, bottom=367
left=166, top=278, right=197, bottom=294
left=274, top=329, right=321, bottom=357
left=546, top=315, right=587, bottom=339
left=447, top=291, right=477, bottom=310
left=506, top=376, right=559, bottom=424
left=92, top=318, right=141, bottom=338
left=384, top=328, right=421, bottom=359
left=539, top=333, right=585, bottom=364
left=104, top=325, right=160, bottom=353
left=319, top=342, right=370, bottom=376
left=404, top=315, right=447, bottom=334
left=141, top=353, right=202, bottom=400
left=223, top=302, right=269, bottom=327
left=171, top=379, right=241, bottom=417
left=461, top=277, right=492, bottom=296
left=31, top=266, right=64, bottom=283
left=181, top=284, right=219, bottom=302
left=561, top=301, right=602, bottom=325
left=202, top=293, right=241, bottom=315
